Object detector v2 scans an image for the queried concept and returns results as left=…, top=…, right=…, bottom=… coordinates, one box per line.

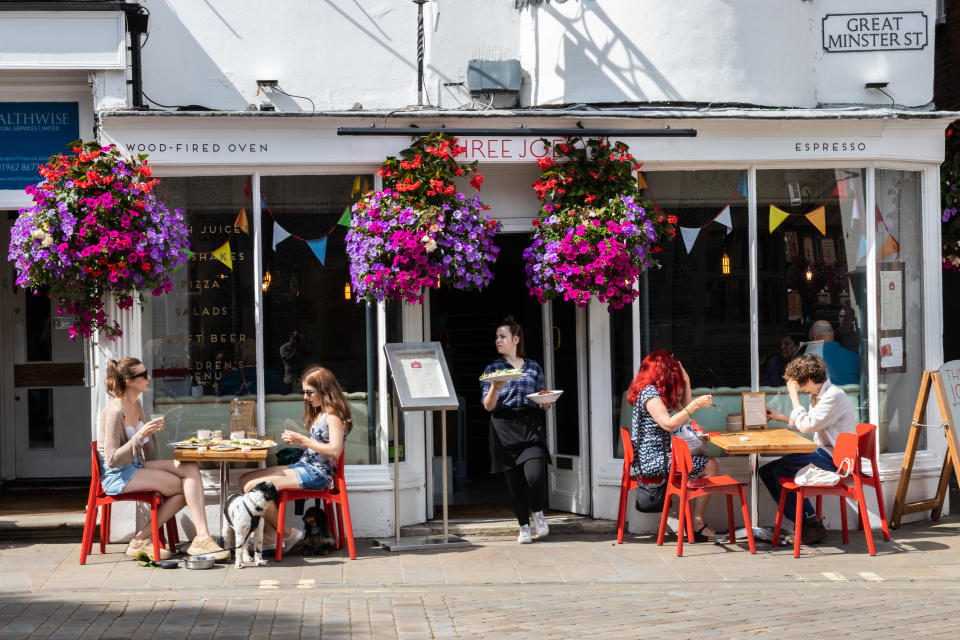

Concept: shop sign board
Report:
left=0, top=102, right=79, bottom=190
left=383, top=342, right=458, bottom=411
left=822, top=12, right=928, bottom=52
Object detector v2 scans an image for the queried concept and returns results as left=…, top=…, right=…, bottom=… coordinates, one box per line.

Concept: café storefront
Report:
left=80, top=108, right=951, bottom=538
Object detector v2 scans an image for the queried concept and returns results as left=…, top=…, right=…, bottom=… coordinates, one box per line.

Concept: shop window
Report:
left=756, top=169, right=869, bottom=423
left=145, top=176, right=256, bottom=452
left=610, top=305, right=632, bottom=458
left=259, top=175, right=381, bottom=465
left=876, top=169, right=923, bottom=453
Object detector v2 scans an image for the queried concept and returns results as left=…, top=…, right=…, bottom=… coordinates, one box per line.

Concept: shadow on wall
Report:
left=540, top=2, right=682, bottom=105
left=139, top=0, right=251, bottom=110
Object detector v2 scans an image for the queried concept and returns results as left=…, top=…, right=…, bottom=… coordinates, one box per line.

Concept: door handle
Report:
left=553, top=326, right=561, bottom=350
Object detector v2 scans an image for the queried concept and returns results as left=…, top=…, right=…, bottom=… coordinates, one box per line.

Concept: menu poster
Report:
left=880, top=337, right=904, bottom=369
left=741, top=392, right=767, bottom=429
left=820, top=238, right=837, bottom=265
left=880, top=268, right=903, bottom=331
left=787, top=291, right=803, bottom=321
left=803, top=237, right=816, bottom=263
left=398, top=351, right=449, bottom=399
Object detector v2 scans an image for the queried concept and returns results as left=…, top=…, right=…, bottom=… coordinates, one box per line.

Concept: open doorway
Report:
left=429, top=234, right=544, bottom=514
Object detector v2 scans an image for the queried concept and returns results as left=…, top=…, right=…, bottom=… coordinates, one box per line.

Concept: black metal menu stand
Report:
left=378, top=342, right=470, bottom=551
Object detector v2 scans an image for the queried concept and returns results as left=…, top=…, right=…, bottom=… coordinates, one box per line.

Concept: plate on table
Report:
left=479, top=370, right=526, bottom=383
left=210, top=444, right=238, bottom=451
left=527, top=390, right=563, bottom=405
left=169, top=442, right=201, bottom=449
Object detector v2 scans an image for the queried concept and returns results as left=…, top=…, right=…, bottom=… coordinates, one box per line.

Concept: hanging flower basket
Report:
left=345, top=133, right=500, bottom=303
left=942, top=122, right=960, bottom=270
left=524, top=136, right=675, bottom=310
left=7, top=140, right=189, bottom=340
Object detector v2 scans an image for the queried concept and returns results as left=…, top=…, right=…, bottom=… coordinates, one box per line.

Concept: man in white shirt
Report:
left=759, top=354, right=857, bottom=543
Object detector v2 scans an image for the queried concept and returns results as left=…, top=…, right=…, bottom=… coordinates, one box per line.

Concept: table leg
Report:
left=750, top=452, right=759, bottom=526
left=219, top=461, right=228, bottom=537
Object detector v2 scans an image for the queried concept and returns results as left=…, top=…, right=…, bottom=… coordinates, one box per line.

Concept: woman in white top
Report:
left=96, top=357, right=227, bottom=560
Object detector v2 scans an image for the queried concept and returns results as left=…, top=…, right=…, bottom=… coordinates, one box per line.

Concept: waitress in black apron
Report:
left=481, top=316, right=555, bottom=544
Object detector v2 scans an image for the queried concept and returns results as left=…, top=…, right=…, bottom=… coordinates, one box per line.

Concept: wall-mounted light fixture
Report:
left=262, top=270, right=272, bottom=292
left=721, top=252, right=731, bottom=276
left=865, top=81, right=895, bottom=106
left=343, top=282, right=352, bottom=300
left=805, top=267, right=813, bottom=281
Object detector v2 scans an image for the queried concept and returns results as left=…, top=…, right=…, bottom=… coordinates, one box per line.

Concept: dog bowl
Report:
left=183, top=554, right=216, bottom=570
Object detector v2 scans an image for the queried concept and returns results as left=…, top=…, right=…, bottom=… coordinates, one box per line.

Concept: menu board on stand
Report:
left=378, top=342, right=467, bottom=551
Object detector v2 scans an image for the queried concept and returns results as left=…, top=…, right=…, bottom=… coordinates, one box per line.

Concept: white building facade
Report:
left=0, top=0, right=952, bottom=537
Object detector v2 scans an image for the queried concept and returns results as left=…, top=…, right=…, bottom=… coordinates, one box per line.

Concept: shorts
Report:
left=100, top=457, right=143, bottom=495
left=288, top=460, right=331, bottom=491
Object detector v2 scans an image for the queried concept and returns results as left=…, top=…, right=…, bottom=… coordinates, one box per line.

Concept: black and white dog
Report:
left=222, top=480, right=279, bottom=569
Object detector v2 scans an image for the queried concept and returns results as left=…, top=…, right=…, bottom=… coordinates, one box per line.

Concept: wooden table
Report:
left=707, top=429, right=816, bottom=527
left=173, top=448, right=269, bottom=532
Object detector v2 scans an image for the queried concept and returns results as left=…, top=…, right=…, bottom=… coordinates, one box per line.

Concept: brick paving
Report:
left=2, top=517, right=960, bottom=638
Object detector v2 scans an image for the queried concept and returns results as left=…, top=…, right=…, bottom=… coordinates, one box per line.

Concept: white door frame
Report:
left=544, top=301, right=591, bottom=514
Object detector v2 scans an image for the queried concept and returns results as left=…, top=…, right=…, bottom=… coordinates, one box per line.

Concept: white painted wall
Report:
left=131, top=0, right=934, bottom=112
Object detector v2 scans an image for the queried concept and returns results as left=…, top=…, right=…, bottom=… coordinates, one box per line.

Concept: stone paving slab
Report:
left=2, top=516, right=960, bottom=638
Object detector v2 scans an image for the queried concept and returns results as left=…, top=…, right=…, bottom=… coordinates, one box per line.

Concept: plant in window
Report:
left=941, top=122, right=960, bottom=270
left=7, top=140, right=190, bottom=340
left=346, top=133, right=500, bottom=303
left=524, top=136, right=675, bottom=310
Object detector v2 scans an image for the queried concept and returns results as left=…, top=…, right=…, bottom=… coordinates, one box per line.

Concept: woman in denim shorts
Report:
left=240, top=366, right=352, bottom=551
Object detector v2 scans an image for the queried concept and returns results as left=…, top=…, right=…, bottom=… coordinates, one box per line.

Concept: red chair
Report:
left=772, top=431, right=876, bottom=557
left=617, top=427, right=664, bottom=544
left=657, top=436, right=756, bottom=557
left=275, top=453, right=355, bottom=560
left=81, top=441, right=178, bottom=564
left=814, top=423, right=890, bottom=542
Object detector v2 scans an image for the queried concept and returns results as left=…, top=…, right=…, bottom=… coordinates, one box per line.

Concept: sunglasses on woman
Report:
left=303, top=388, right=316, bottom=397
left=128, top=371, right=150, bottom=381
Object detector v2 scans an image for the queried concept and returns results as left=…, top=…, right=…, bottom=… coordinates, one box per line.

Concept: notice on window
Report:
left=803, top=237, right=816, bottom=263
left=398, top=351, right=449, bottom=399
left=880, top=337, right=904, bottom=369
left=821, top=238, right=837, bottom=265
left=880, top=270, right=903, bottom=331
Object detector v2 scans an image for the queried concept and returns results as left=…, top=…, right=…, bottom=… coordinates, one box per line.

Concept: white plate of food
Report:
left=479, top=369, right=526, bottom=383
left=210, top=444, right=238, bottom=451
left=526, top=390, right=563, bottom=405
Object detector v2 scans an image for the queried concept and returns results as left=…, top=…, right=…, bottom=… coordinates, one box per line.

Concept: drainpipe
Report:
left=123, top=5, right=150, bottom=110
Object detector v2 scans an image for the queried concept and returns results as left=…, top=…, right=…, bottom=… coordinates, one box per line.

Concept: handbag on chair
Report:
left=793, top=459, right=851, bottom=486
left=635, top=479, right=667, bottom=513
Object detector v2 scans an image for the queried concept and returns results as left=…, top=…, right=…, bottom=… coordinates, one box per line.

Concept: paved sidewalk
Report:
left=2, top=516, right=960, bottom=638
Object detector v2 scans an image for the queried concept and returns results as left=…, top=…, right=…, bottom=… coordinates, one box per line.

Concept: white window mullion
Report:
left=747, top=167, right=759, bottom=391
left=865, top=166, right=879, bottom=427
left=252, top=172, right=266, bottom=436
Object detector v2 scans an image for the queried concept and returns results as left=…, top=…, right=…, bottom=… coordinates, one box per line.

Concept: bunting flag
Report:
left=836, top=178, right=848, bottom=200
left=856, top=235, right=867, bottom=263
left=714, top=205, right=733, bottom=235
left=211, top=241, right=233, bottom=270
left=636, top=172, right=648, bottom=190
left=769, top=205, right=791, bottom=233
left=851, top=198, right=861, bottom=222
left=242, top=176, right=252, bottom=199
left=337, top=206, right=352, bottom=227
left=272, top=221, right=291, bottom=251
left=172, top=249, right=194, bottom=272
left=805, top=205, right=826, bottom=236
left=736, top=172, right=749, bottom=199
left=351, top=175, right=363, bottom=197
left=234, top=207, right=249, bottom=235
left=680, top=226, right=701, bottom=254
left=877, top=235, right=901, bottom=259
left=307, top=237, right=328, bottom=265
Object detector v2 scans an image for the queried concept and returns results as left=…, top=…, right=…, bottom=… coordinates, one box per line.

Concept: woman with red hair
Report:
left=628, top=350, right=719, bottom=540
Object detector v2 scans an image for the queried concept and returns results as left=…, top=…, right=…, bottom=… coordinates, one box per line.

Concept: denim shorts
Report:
left=100, top=457, right=143, bottom=495
left=288, top=460, right=331, bottom=491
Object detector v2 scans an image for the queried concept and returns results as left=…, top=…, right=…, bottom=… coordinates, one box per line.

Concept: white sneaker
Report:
left=517, top=524, right=533, bottom=544
left=532, top=511, right=549, bottom=539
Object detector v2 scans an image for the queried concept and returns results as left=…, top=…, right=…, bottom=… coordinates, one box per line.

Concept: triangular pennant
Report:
left=856, top=235, right=867, bottom=263
left=636, top=172, right=648, bottom=190
left=877, top=235, right=900, bottom=259
left=805, top=205, right=826, bottom=236
left=875, top=205, right=887, bottom=231
left=172, top=249, right=194, bottom=272
left=836, top=178, right=848, bottom=200
left=351, top=175, right=363, bottom=197
left=680, top=226, right=701, bottom=253
left=714, top=205, right=733, bottom=235
left=737, top=172, right=749, bottom=198
left=211, top=241, right=232, bottom=270
left=234, top=207, right=249, bottom=235
left=851, top=197, right=860, bottom=222
left=261, top=195, right=268, bottom=210
left=272, top=221, right=291, bottom=251
left=769, top=205, right=790, bottom=233
left=307, top=236, right=328, bottom=265
left=337, top=206, right=352, bottom=227
left=242, top=177, right=252, bottom=199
